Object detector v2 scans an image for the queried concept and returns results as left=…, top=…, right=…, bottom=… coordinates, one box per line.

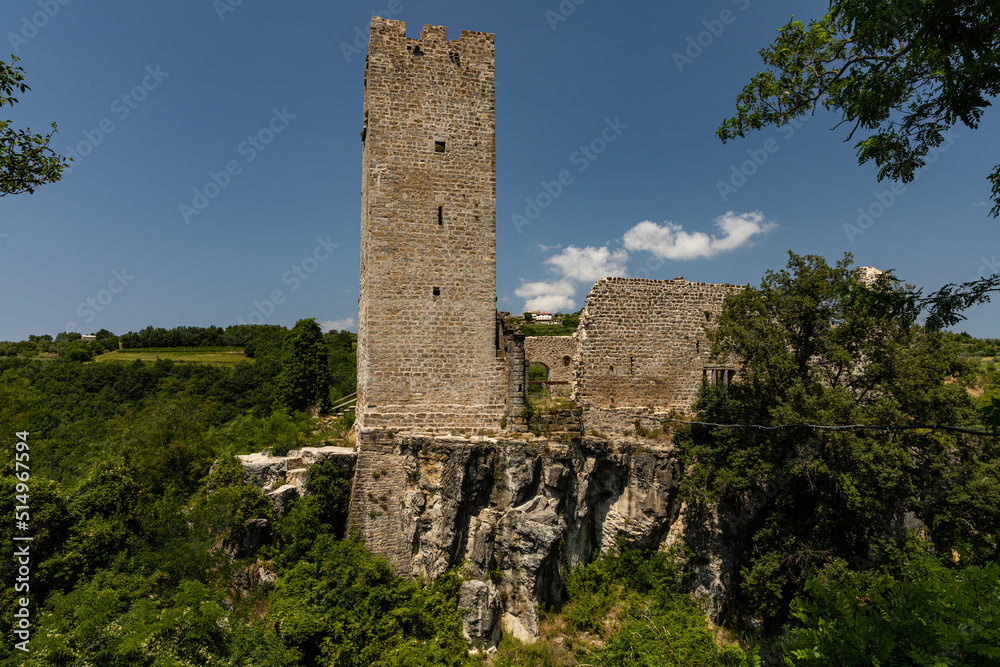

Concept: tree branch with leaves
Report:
left=718, top=1, right=1000, bottom=217
left=1, top=55, right=69, bottom=197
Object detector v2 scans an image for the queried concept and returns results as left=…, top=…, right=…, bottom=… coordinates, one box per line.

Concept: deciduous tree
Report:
left=276, top=318, right=331, bottom=413
left=1, top=55, right=68, bottom=196
left=719, top=2, right=1000, bottom=328
left=679, top=252, right=989, bottom=631
left=718, top=1, right=1000, bottom=217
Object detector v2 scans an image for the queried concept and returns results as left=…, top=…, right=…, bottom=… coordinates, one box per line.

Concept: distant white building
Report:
left=81, top=335, right=97, bottom=342
left=524, top=311, right=553, bottom=323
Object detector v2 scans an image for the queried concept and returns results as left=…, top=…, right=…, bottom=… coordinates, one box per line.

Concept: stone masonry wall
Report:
left=357, top=18, right=504, bottom=431
left=499, top=313, right=529, bottom=431
left=574, top=278, right=742, bottom=418
left=524, top=336, right=578, bottom=394
left=583, top=406, right=676, bottom=440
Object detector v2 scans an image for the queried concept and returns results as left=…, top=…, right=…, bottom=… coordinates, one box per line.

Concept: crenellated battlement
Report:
left=367, top=17, right=494, bottom=70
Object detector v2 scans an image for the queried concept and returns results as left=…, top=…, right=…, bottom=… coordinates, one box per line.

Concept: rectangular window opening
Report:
left=433, top=286, right=441, bottom=297
left=434, top=140, right=446, bottom=153
left=438, top=206, right=443, bottom=225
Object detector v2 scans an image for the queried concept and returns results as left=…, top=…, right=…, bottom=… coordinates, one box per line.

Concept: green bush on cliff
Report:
left=267, top=534, right=471, bottom=667
left=559, top=545, right=759, bottom=666
left=780, top=544, right=1000, bottom=665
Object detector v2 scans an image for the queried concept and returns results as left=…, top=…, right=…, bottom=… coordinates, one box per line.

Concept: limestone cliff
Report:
left=346, top=431, right=738, bottom=649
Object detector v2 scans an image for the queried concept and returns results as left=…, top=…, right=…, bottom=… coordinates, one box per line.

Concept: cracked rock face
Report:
left=459, top=580, right=501, bottom=651
left=349, top=434, right=715, bottom=643
left=232, top=435, right=742, bottom=646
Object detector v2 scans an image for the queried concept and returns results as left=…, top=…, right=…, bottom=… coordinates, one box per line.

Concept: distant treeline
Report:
left=0, top=324, right=357, bottom=367
left=953, top=331, right=1000, bottom=358
left=118, top=324, right=278, bottom=351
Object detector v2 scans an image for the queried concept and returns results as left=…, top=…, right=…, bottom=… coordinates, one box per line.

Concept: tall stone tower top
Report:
left=356, top=18, right=508, bottom=432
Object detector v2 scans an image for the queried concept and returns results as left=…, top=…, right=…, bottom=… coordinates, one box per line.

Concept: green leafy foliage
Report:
left=1, top=55, right=69, bottom=197
left=718, top=3, right=1000, bottom=329
left=325, top=328, right=358, bottom=402
left=522, top=323, right=579, bottom=337
left=267, top=535, right=471, bottom=667
left=679, top=252, right=990, bottom=631
left=528, top=362, right=549, bottom=398
left=0, top=323, right=476, bottom=666
left=718, top=1, right=1000, bottom=218
left=118, top=324, right=259, bottom=349
left=781, top=546, right=1000, bottom=665
left=270, top=461, right=352, bottom=565
left=559, top=545, right=758, bottom=666
left=559, top=310, right=581, bottom=330
left=591, top=596, right=753, bottom=667
left=276, top=318, right=331, bottom=413
left=195, top=454, right=275, bottom=549
left=3, top=308, right=997, bottom=663
left=563, top=543, right=684, bottom=637
left=209, top=408, right=307, bottom=457
left=23, top=574, right=230, bottom=666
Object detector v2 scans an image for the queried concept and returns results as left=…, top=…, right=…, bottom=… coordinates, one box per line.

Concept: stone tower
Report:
left=357, top=17, right=507, bottom=431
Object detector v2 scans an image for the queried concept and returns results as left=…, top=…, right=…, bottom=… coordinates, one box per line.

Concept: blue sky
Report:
left=2, top=0, right=998, bottom=341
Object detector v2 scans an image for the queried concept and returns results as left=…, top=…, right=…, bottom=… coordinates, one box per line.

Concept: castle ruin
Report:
left=355, top=18, right=745, bottom=439
left=348, top=18, right=748, bottom=646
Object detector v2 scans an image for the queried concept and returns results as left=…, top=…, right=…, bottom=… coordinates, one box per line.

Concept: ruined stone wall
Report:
left=583, top=406, right=675, bottom=440
left=357, top=18, right=503, bottom=431
left=498, top=313, right=529, bottom=431
left=524, top=335, right=577, bottom=386
left=574, top=278, right=742, bottom=418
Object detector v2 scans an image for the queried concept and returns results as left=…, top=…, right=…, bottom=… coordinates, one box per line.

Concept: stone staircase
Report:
left=528, top=406, right=583, bottom=441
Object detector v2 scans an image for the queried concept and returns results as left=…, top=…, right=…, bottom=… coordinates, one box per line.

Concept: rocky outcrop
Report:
left=237, top=446, right=357, bottom=519
left=238, top=445, right=356, bottom=492
left=347, top=431, right=725, bottom=643
left=224, top=436, right=742, bottom=647
left=230, top=560, right=279, bottom=600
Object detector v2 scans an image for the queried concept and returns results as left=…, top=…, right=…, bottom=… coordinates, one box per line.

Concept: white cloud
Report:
left=537, top=243, right=563, bottom=252
left=973, top=201, right=989, bottom=207
left=623, top=211, right=776, bottom=260
left=321, top=318, right=356, bottom=332
left=517, top=211, right=773, bottom=313
left=544, top=245, right=629, bottom=282
left=515, top=279, right=577, bottom=314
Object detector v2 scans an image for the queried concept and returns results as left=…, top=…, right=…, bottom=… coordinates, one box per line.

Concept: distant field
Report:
left=96, top=347, right=250, bottom=365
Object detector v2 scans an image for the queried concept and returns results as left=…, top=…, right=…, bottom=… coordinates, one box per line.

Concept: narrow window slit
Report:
left=438, top=206, right=443, bottom=225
